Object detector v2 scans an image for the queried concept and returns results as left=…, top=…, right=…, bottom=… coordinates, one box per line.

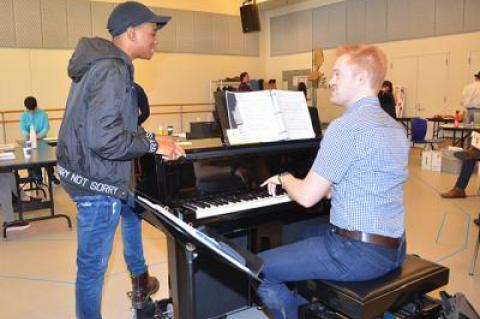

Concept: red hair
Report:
left=336, top=44, right=387, bottom=90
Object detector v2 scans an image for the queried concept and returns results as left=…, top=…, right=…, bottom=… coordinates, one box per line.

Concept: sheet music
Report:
left=226, top=91, right=287, bottom=143
left=272, top=90, right=315, bottom=140
left=137, top=196, right=259, bottom=279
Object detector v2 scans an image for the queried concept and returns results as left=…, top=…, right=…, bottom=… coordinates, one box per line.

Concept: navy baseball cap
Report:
left=107, top=1, right=171, bottom=37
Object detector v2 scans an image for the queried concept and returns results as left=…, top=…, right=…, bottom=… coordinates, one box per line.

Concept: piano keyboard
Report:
left=175, top=190, right=292, bottom=219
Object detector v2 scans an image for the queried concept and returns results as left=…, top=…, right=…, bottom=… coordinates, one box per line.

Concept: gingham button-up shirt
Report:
left=312, top=97, right=409, bottom=238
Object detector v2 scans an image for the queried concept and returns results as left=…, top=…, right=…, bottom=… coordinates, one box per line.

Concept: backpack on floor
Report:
left=440, top=291, right=480, bottom=319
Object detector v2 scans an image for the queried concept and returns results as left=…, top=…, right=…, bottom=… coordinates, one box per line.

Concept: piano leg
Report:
left=166, top=232, right=250, bottom=319
left=252, top=222, right=282, bottom=253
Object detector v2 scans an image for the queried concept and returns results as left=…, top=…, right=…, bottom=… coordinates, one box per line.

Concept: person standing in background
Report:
left=461, top=71, right=480, bottom=124
left=238, top=71, right=252, bottom=92
left=298, top=82, right=308, bottom=100
left=56, top=2, right=185, bottom=318
left=268, top=79, right=277, bottom=90
left=378, top=80, right=396, bottom=119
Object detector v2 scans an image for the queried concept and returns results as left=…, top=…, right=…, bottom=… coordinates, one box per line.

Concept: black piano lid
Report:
left=180, top=137, right=322, bottom=161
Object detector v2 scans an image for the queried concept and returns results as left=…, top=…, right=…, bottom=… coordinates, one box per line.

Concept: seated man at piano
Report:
left=258, top=45, right=409, bottom=319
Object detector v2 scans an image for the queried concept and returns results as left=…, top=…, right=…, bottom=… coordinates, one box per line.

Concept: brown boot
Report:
left=130, top=270, right=159, bottom=309
left=474, top=217, right=480, bottom=227
left=440, top=188, right=466, bottom=199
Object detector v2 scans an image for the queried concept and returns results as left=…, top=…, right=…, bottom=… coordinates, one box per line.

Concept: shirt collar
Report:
left=345, top=96, right=380, bottom=114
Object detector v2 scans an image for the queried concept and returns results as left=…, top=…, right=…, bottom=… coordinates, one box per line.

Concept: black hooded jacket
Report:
left=57, top=37, right=157, bottom=199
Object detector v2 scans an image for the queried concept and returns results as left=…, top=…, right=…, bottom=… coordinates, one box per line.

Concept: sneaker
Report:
left=4, top=220, right=31, bottom=231
left=440, top=188, right=466, bottom=199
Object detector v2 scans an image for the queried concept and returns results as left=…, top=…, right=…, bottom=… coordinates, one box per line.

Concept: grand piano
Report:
left=135, top=93, right=329, bottom=319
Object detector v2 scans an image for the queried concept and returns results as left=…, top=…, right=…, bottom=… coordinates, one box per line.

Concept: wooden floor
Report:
left=0, top=149, right=479, bottom=318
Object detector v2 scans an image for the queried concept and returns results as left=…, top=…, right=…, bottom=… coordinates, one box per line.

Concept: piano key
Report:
left=194, top=192, right=291, bottom=219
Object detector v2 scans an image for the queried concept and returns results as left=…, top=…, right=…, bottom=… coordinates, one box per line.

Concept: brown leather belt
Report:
left=333, top=226, right=401, bottom=249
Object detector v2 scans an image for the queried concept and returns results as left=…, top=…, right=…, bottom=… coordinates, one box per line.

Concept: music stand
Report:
left=135, top=193, right=264, bottom=318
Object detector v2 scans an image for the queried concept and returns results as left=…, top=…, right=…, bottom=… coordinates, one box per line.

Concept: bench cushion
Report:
left=296, top=255, right=449, bottom=319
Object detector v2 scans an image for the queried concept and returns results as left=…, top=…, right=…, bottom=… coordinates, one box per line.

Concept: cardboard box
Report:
left=441, top=150, right=463, bottom=174
left=431, top=151, right=442, bottom=172
left=421, top=151, right=431, bottom=170
left=422, top=150, right=442, bottom=171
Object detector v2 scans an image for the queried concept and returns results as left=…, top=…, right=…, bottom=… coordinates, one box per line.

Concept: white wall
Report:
left=262, top=0, right=480, bottom=123
left=3, top=0, right=480, bottom=141
left=0, top=0, right=265, bottom=142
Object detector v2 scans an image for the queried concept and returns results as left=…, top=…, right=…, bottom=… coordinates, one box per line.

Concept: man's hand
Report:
left=156, top=136, right=185, bottom=161
left=261, top=175, right=282, bottom=196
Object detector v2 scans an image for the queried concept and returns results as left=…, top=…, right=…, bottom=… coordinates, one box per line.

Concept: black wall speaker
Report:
left=240, top=4, right=260, bottom=33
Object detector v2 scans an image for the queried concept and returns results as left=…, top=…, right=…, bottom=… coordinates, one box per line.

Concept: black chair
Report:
left=296, top=255, right=449, bottom=319
left=18, top=170, right=47, bottom=199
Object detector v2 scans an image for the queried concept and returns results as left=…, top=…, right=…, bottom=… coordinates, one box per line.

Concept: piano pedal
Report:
left=131, top=297, right=174, bottom=319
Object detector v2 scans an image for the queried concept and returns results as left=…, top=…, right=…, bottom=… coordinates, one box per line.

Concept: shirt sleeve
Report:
left=19, top=113, right=29, bottom=137
left=37, top=111, right=49, bottom=138
left=85, top=61, right=152, bottom=160
left=311, top=119, right=356, bottom=184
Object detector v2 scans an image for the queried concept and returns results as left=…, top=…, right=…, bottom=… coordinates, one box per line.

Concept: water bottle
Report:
left=454, top=111, right=459, bottom=128
left=29, top=124, right=37, bottom=148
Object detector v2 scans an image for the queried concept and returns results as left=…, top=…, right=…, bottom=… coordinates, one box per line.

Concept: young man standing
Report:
left=56, top=2, right=184, bottom=318
left=258, top=45, right=409, bottom=319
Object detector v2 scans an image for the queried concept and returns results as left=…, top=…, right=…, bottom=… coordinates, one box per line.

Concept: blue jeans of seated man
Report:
left=455, top=157, right=477, bottom=190
left=257, top=224, right=406, bottom=319
left=74, top=195, right=147, bottom=319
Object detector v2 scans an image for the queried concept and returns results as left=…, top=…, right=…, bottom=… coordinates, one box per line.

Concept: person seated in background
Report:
left=20, top=96, right=49, bottom=139
left=0, top=172, right=42, bottom=231
left=440, top=147, right=480, bottom=199
left=20, top=96, right=60, bottom=185
left=257, top=44, right=408, bottom=319
left=378, top=80, right=396, bottom=119
left=238, top=71, right=252, bottom=92
left=267, top=79, right=277, bottom=90
left=298, top=81, right=307, bottom=99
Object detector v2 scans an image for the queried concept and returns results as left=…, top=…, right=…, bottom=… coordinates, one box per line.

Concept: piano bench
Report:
left=296, top=255, right=449, bottom=319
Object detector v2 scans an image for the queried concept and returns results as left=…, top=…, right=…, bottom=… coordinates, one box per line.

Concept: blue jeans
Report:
left=257, top=224, right=406, bottom=319
left=74, top=195, right=147, bottom=319
left=455, top=152, right=478, bottom=189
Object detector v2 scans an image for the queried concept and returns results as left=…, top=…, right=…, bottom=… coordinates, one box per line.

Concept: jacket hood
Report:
left=68, top=37, right=132, bottom=82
